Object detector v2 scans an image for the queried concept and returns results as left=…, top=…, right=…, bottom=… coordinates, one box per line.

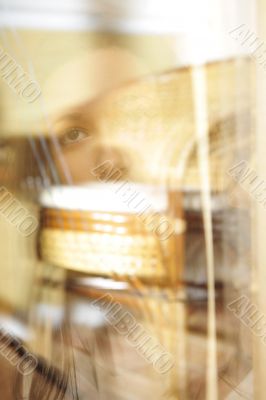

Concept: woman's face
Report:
left=50, top=111, right=130, bottom=185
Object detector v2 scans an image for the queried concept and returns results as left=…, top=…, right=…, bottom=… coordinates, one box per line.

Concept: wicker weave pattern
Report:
left=40, top=228, right=167, bottom=277
left=39, top=207, right=183, bottom=280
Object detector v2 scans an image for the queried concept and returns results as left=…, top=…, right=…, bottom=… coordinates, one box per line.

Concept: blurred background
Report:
left=0, top=0, right=263, bottom=399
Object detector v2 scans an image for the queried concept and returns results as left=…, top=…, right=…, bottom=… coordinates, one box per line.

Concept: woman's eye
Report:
left=59, top=129, right=90, bottom=146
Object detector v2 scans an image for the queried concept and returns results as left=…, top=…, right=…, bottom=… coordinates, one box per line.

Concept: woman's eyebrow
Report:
left=56, top=113, right=84, bottom=126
